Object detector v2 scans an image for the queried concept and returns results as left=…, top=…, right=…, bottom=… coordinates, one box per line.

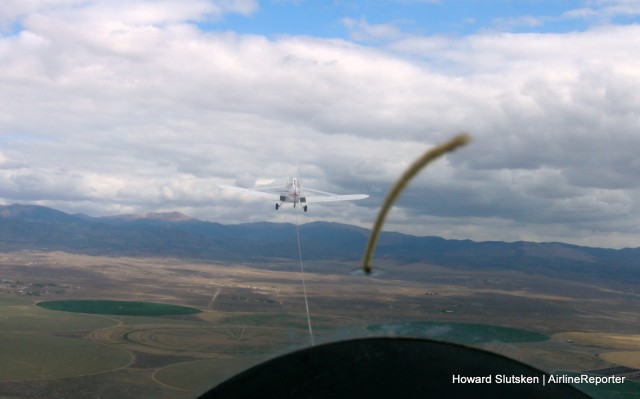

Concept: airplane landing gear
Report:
left=275, top=203, right=280, bottom=210
left=303, top=205, right=307, bottom=212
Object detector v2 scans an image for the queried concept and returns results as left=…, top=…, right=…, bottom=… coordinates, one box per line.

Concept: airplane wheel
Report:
left=304, top=205, right=307, bottom=212
left=275, top=204, right=279, bottom=210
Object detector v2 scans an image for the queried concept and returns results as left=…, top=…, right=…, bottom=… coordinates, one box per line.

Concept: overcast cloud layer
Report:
left=1, top=0, right=639, bottom=248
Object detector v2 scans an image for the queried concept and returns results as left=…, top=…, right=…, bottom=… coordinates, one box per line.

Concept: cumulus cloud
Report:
left=564, top=0, right=640, bottom=22
left=0, top=1, right=639, bottom=248
left=342, top=17, right=404, bottom=42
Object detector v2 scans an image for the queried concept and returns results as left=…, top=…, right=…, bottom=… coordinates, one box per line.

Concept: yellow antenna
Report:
left=363, top=134, right=472, bottom=274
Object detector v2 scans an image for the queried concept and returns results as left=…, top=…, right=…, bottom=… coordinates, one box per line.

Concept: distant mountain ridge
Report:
left=0, top=204, right=638, bottom=281
left=96, top=211, right=194, bottom=222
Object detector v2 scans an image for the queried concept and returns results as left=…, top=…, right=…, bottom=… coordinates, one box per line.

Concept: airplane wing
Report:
left=304, top=194, right=369, bottom=203
left=217, top=185, right=282, bottom=201
left=303, top=187, right=369, bottom=203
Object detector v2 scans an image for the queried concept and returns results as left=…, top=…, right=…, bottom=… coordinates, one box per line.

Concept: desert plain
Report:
left=0, top=250, right=638, bottom=398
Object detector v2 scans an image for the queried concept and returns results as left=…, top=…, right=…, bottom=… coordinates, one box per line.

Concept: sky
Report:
left=1, top=0, right=639, bottom=248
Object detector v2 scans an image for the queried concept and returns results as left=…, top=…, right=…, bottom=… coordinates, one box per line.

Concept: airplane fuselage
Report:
left=278, top=177, right=307, bottom=211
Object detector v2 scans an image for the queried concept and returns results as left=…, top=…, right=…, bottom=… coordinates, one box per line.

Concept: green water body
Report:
left=37, top=300, right=201, bottom=316
left=367, top=321, right=549, bottom=345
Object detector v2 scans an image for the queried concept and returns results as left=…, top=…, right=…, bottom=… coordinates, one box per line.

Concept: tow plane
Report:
left=218, top=177, right=368, bottom=212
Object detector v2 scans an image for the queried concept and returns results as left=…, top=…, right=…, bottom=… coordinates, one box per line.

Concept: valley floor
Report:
left=0, top=251, right=638, bottom=398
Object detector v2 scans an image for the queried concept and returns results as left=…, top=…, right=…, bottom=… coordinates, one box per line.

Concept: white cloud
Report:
left=492, top=15, right=546, bottom=31
left=564, top=0, right=640, bottom=22
left=1, top=1, right=639, bottom=248
left=1, top=0, right=258, bottom=33
left=341, top=17, right=404, bottom=42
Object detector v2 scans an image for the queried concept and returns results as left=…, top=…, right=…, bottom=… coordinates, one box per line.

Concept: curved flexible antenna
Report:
left=363, top=134, right=472, bottom=274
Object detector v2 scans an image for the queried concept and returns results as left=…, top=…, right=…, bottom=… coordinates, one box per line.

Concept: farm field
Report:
left=0, top=251, right=638, bottom=398
left=37, top=300, right=202, bottom=316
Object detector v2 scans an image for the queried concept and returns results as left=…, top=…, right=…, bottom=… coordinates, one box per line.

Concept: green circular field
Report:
left=0, top=299, right=116, bottom=332
left=0, top=332, right=132, bottom=381
left=367, top=321, right=549, bottom=345
left=37, top=300, right=201, bottom=316
left=154, top=357, right=262, bottom=392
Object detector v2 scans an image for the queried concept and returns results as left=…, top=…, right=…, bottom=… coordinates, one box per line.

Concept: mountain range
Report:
left=0, top=204, right=638, bottom=281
